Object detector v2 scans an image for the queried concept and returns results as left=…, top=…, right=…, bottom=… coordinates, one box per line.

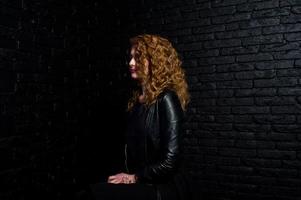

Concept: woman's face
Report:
left=129, top=47, right=138, bottom=79
left=128, top=47, right=149, bottom=80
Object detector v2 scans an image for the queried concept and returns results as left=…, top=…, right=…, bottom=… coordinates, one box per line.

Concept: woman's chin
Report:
left=131, top=73, right=138, bottom=79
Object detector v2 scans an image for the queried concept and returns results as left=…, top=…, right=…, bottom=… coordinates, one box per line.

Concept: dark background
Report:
left=0, top=0, right=301, bottom=199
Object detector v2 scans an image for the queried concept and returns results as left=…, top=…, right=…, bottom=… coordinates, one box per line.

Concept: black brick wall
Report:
left=0, top=0, right=128, bottom=199
left=1, top=0, right=301, bottom=200
left=124, top=0, right=301, bottom=200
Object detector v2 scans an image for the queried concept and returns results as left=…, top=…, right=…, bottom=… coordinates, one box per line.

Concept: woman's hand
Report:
left=107, top=173, right=137, bottom=184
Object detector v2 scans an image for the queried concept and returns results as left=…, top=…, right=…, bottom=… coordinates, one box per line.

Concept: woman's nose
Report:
left=129, top=58, right=135, bottom=67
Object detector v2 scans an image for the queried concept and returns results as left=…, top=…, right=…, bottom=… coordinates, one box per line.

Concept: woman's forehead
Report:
left=130, top=47, right=136, bottom=55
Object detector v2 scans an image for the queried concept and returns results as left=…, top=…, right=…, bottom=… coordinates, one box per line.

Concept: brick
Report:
left=253, top=7, right=290, bottom=18
left=217, top=156, right=240, bottom=165
left=192, top=24, right=225, bottom=34
left=177, top=18, right=211, bottom=29
left=234, top=124, right=271, bottom=132
left=237, top=53, right=273, bottom=63
left=237, top=1, right=279, bottom=12
left=217, top=97, right=253, bottom=106
left=234, top=115, right=253, bottom=123
left=215, top=115, right=234, bottom=123
left=182, top=60, right=198, bottom=68
left=204, top=39, right=241, bottom=49
left=225, top=23, right=239, bottom=31
left=198, top=90, right=218, bottom=98
left=212, top=0, right=247, bottom=7
left=215, top=28, right=261, bottom=39
left=254, top=60, right=294, bottom=70
left=256, top=141, right=276, bottom=149
left=236, top=140, right=257, bottom=148
left=178, top=33, right=214, bottom=43
left=216, top=80, right=253, bottom=89
left=195, top=99, right=216, bottom=106
left=276, top=142, right=301, bottom=150
left=242, top=158, right=281, bottom=168
left=206, top=56, right=235, bottom=64
left=281, top=14, right=301, bottom=24
left=257, top=150, right=296, bottom=159
left=285, top=32, right=301, bottom=41
left=238, top=177, right=278, bottom=191
left=254, top=96, right=296, bottom=106
left=278, top=87, right=301, bottom=95
left=280, top=0, right=301, bottom=7
left=274, top=50, right=301, bottom=59
left=271, top=106, right=301, bottom=114
left=198, top=106, right=231, bottom=114
left=264, top=24, right=301, bottom=35
left=267, top=132, right=296, bottom=141
left=220, top=131, right=255, bottom=139
left=198, top=72, right=233, bottom=81
left=292, top=6, right=301, bottom=14
left=199, top=6, right=236, bottom=17
left=242, top=34, right=283, bottom=46
left=272, top=125, right=300, bottom=133
left=282, top=160, right=301, bottom=168
left=254, top=77, right=298, bottom=87
left=235, top=88, right=277, bottom=97
left=277, top=68, right=301, bottom=77
left=166, top=28, right=191, bottom=36
left=198, top=139, right=217, bottom=147
left=181, top=11, right=201, bottom=21
left=254, top=115, right=296, bottom=124
left=218, top=89, right=235, bottom=97
left=219, top=148, right=257, bottom=157
left=0, top=0, right=23, bottom=8
left=216, top=63, right=254, bottom=72
left=261, top=42, right=299, bottom=52
left=177, top=42, right=203, bottom=51
left=218, top=166, right=254, bottom=176
left=212, top=13, right=251, bottom=24
left=232, top=106, right=270, bottom=114
left=198, top=56, right=235, bottom=65
left=235, top=70, right=275, bottom=80
left=259, top=185, right=300, bottom=196
left=277, top=179, right=301, bottom=192
left=295, top=59, right=301, bottom=66
left=221, top=45, right=259, bottom=55
left=240, top=18, right=280, bottom=29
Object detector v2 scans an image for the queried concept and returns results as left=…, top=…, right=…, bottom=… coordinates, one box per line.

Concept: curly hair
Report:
left=127, top=34, right=190, bottom=111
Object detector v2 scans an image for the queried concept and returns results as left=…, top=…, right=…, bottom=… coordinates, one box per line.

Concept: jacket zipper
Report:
left=124, top=144, right=129, bottom=173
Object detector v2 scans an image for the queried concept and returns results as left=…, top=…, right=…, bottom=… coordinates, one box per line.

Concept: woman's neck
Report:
left=139, top=87, right=146, bottom=103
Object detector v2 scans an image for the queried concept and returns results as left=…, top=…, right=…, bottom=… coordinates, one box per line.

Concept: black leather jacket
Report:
left=125, top=89, right=184, bottom=184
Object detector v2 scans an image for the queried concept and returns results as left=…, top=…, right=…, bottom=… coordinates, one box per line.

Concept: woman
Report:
left=81, top=34, right=190, bottom=200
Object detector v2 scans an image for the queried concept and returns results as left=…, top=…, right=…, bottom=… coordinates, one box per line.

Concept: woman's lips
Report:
left=129, top=68, right=136, bottom=73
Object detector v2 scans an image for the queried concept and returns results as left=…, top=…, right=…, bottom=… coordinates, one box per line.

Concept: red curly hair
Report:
left=127, top=34, right=190, bottom=111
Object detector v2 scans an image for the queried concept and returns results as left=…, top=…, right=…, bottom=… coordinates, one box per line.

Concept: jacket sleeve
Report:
left=136, top=91, right=184, bottom=182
